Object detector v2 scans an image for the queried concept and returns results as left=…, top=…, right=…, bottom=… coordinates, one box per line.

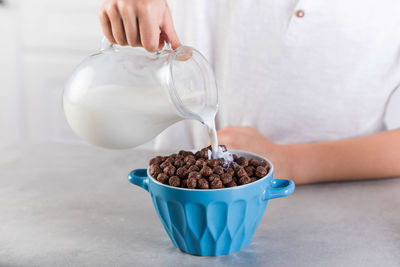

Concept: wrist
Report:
left=260, top=143, right=295, bottom=180
left=277, top=144, right=295, bottom=179
left=276, top=143, right=311, bottom=184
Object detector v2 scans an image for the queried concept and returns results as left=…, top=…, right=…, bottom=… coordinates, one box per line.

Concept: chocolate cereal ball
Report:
left=226, top=168, right=235, bottom=176
left=195, top=159, right=206, bottom=168
left=199, top=148, right=209, bottom=159
left=259, top=160, right=269, bottom=168
left=168, top=176, right=181, bottom=187
left=210, top=178, right=223, bottom=189
left=245, top=166, right=255, bottom=177
left=163, top=165, right=176, bottom=176
left=149, top=156, right=163, bottom=165
left=208, top=174, right=220, bottom=182
left=200, top=166, right=213, bottom=177
left=187, top=178, right=197, bottom=189
left=173, top=159, right=184, bottom=168
left=198, top=178, right=209, bottom=189
left=188, top=171, right=201, bottom=180
left=156, top=173, right=169, bottom=184
left=221, top=173, right=233, bottom=185
left=176, top=166, right=188, bottom=179
left=250, top=177, right=258, bottom=183
left=238, top=176, right=251, bottom=185
left=179, top=150, right=189, bottom=156
left=213, top=166, right=224, bottom=176
left=188, top=165, right=200, bottom=173
left=255, top=166, right=268, bottom=178
left=249, top=158, right=260, bottom=167
left=149, top=164, right=162, bottom=177
left=226, top=180, right=237, bottom=187
left=175, top=154, right=184, bottom=160
left=184, top=155, right=196, bottom=164
left=236, top=156, right=249, bottom=167
left=160, top=160, right=171, bottom=169
left=235, top=166, right=247, bottom=178
left=207, top=159, right=219, bottom=168
left=165, top=157, right=175, bottom=164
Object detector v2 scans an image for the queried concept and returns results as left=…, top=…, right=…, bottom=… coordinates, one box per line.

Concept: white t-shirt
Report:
left=141, top=0, right=400, bottom=151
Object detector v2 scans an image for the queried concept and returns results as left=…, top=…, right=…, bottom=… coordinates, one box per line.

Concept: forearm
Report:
left=281, top=129, right=400, bottom=184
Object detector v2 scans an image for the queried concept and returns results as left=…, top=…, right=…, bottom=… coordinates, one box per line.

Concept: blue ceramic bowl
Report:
left=128, top=150, right=294, bottom=256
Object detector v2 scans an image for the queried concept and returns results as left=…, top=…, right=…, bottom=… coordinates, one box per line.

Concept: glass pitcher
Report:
left=63, top=39, right=218, bottom=149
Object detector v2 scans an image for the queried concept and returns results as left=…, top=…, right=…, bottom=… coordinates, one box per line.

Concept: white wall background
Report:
left=0, top=0, right=399, bottom=149
left=0, top=0, right=104, bottom=148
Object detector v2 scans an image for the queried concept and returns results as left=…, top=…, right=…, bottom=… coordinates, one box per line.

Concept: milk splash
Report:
left=200, top=107, right=234, bottom=163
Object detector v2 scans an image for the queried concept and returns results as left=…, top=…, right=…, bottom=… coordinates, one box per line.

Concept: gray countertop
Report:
left=1, top=143, right=399, bottom=267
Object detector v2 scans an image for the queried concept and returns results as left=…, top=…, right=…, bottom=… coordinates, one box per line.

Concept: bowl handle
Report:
left=128, top=169, right=149, bottom=192
left=265, top=178, right=295, bottom=200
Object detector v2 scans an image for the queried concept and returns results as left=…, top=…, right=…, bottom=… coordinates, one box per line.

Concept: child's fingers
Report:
left=121, top=6, right=141, bottom=47
left=161, top=8, right=181, bottom=50
left=158, top=31, right=167, bottom=50
left=98, top=7, right=116, bottom=44
left=107, top=5, right=128, bottom=46
left=138, top=10, right=160, bottom=52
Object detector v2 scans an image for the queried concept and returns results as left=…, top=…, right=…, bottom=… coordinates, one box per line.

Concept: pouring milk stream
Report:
left=64, top=40, right=225, bottom=158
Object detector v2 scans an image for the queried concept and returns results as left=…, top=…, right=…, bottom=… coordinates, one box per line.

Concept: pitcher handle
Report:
left=128, top=169, right=149, bottom=192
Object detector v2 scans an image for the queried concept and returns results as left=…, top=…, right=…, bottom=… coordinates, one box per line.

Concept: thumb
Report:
left=160, top=8, right=181, bottom=50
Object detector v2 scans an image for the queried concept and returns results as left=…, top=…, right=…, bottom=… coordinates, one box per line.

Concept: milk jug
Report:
left=63, top=39, right=218, bottom=149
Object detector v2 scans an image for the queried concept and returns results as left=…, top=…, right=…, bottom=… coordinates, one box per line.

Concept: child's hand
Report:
left=99, top=0, right=181, bottom=52
left=217, top=126, right=292, bottom=180
left=217, top=126, right=277, bottom=156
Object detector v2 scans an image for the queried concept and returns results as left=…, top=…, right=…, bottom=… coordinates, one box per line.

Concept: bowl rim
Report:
left=146, top=149, right=274, bottom=191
